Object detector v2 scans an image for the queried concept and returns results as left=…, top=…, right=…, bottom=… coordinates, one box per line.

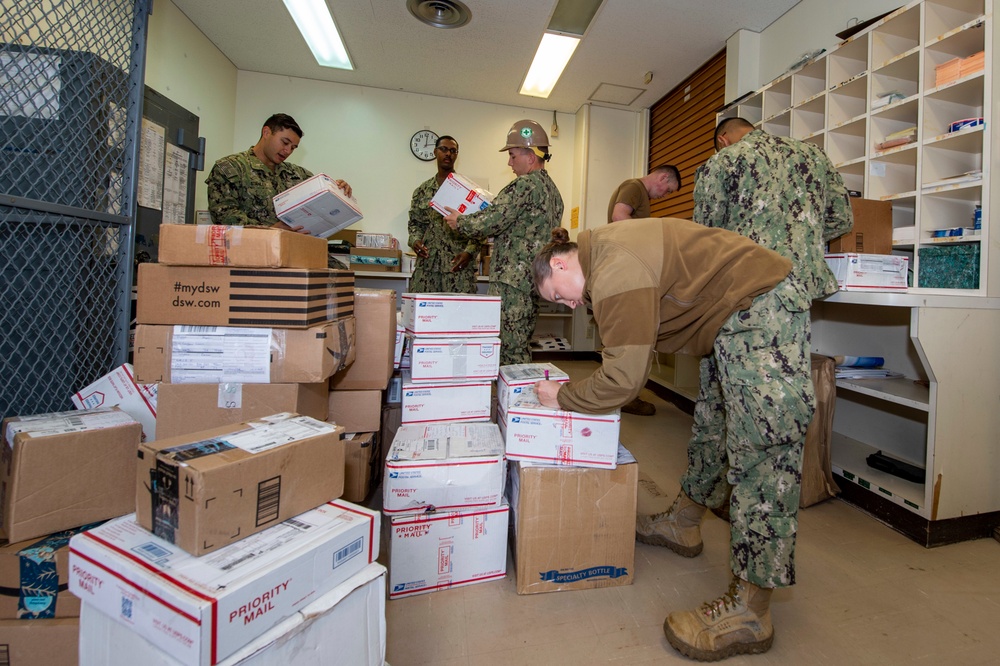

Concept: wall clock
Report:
left=410, top=129, right=438, bottom=161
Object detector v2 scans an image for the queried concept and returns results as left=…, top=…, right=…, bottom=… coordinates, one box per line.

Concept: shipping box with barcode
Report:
left=1, top=407, right=142, bottom=543
left=824, top=253, right=909, bottom=291
left=407, top=335, right=501, bottom=382
left=135, top=413, right=346, bottom=555
left=69, top=500, right=379, bottom=666
left=133, top=318, right=356, bottom=385
left=136, top=263, right=354, bottom=328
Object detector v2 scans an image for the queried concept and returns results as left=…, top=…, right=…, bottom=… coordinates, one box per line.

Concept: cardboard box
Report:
left=69, top=501, right=379, bottom=666
left=388, top=504, right=508, bottom=599
left=272, top=173, right=364, bottom=238
left=428, top=172, right=493, bottom=216
left=136, top=414, right=345, bottom=555
left=408, top=336, right=501, bottom=382
left=157, top=224, right=329, bottom=268
left=378, top=405, right=402, bottom=487
left=508, top=445, right=637, bottom=595
left=0, top=617, right=79, bottom=666
left=154, top=382, right=329, bottom=440
left=383, top=423, right=505, bottom=514
left=329, top=289, right=396, bottom=391
left=71, top=363, right=157, bottom=442
left=825, top=253, right=909, bottom=291
left=0, top=524, right=97, bottom=620
left=499, top=385, right=620, bottom=469
left=78, top=562, right=386, bottom=666
left=136, top=263, right=354, bottom=329
left=342, top=432, right=378, bottom=503
left=828, top=198, right=892, bottom=254
left=386, top=372, right=402, bottom=404
left=400, top=372, right=492, bottom=425
left=327, top=389, right=382, bottom=433
left=393, top=317, right=405, bottom=370
left=350, top=247, right=401, bottom=272
left=402, top=293, right=501, bottom=337
left=1, top=408, right=141, bottom=543
left=498, top=363, right=570, bottom=414
left=134, top=319, right=356, bottom=385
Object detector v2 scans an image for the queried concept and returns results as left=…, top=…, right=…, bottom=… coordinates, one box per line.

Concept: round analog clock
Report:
left=410, top=129, right=438, bottom=161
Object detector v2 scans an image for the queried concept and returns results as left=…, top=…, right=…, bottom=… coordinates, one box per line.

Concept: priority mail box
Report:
left=825, top=253, right=909, bottom=292
left=136, top=414, right=345, bottom=555
left=0, top=524, right=97, bottom=619
left=272, top=173, right=363, bottom=238
left=71, top=363, right=157, bottom=442
left=388, top=504, right=508, bottom=599
left=408, top=336, right=500, bottom=382
left=0, top=617, right=79, bottom=666
left=400, top=372, right=492, bottom=425
left=136, top=263, right=354, bottom=328
left=69, top=501, right=379, bottom=666
left=342, top=432, right=378, bottom=503
left=508, top=445, right=637, bottom=595
left=330, top=289, right=396, bottom=391
left=157, top=224, right=329, bottom=269
left=327, top=389, right=382, bottom=433
left=78, top=562, right=387, bottom=666
left=154, top=382, right=329, bottom=440
left=383, top=423, right=505, bottom=514
left=402, top=293, right=501, bottom=337
left=498, top=363, right=570, bottom=414
left=1, top=407, right=141, bottom=543
left=500, top=386, right=620, bottom=469
left=428, top=172, right=493, bottom=216
left=134, top=319, right=356, bottom=384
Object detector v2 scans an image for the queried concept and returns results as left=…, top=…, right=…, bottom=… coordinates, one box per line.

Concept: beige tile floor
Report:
left=380, top=361, right=1000, bottom=665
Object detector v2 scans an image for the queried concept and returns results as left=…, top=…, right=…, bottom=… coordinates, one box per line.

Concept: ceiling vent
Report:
left=407, top=0, right=472, bottom=29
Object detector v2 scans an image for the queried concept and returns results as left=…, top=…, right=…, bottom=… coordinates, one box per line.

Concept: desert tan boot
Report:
left=663, top=577, right=774, bottom=661
left=635, top=491, right=706, bottom=557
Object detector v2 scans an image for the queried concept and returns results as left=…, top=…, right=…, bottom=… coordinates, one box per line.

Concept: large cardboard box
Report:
left=272, top=173, right=364, bottom=238
left=428, top=172, right=493, bottom=216
left=400, top=372, right=492, bottom=425
left=408, top=336, right=501, bottom=382
left=498, top=363, right=570, bottom=414
left=342, top=432, right=378, bottom=503
left=402, top=293, right=501, bottom=337
left=0, top=617, right=79, bottom=666
left=134, top=319, right=356, bottom=384
left=136, top=414, right=345, bottom=555
left=329, top=289, right=396, bottom=391
left=0, top=524, right=97, bottom=620
left=327, top=388, right=381, bottom=433
left=388, top=504, right=508, bottom=599
left=136, top=263, right=354, bottom=328
left=350, top=247, right=401, bottom=272
left=825, top=253, right=909, bottom=291
left=828, top=198, right=892, bottom=255
left=78, top=562, right=387, bottom=666
left=69, top=501, right=379, bottom=666
left=71, top=363, right=157, bottom=442
left=1, top=408, right=141, bottom=543
left=509, top=445, right=637, bottom=595
left=154, top=382, right=329, bottom=440
left=383, top=423, right=505, bottom=514
left=499, top=385, right=620, bottom=469
left=157, top=224, right=329, bottom=268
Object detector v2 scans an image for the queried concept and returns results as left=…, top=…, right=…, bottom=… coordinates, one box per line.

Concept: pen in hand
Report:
left=544, top=369, right=549, bottom=380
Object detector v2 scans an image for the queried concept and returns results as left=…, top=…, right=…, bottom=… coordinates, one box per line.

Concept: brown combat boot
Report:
left=635, top=491, right=706, bottom=557
left=621, top=396, right=656, bottom=415
left=663, top=577, right=774, bottom=661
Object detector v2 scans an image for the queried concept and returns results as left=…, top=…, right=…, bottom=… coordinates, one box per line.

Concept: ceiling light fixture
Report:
left=519, top=32, right=580, bottom=99
left=283, top=0, right=354, bottom=70
left=407, top=0, right=472, bottom=29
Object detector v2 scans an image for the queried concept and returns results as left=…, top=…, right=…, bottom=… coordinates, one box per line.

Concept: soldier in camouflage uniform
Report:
left=205, top=113, right=351, bottom=230
left=408, top=135, right=480, bottom=294
left=444, top=120, right=564, bottom=366
left=635, top=117, right=853, bottom=661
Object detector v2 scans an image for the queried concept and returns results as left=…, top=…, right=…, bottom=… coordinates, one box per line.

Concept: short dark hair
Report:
left=435, top=135, right=459, bottom=150
left=651, top=164, right=681, bottom=189
left=263, top=113, right=304, bottom=139
left=714, top=117, right=753, bottom=145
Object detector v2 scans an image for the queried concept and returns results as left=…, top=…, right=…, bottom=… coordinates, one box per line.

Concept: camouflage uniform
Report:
left=407, top=176, right=480, bottom=294
left=689, top=129, right=853, bottom=588
left=455, top=168, right=564, bottom=365
left=205, top=148, right=312, bottom=226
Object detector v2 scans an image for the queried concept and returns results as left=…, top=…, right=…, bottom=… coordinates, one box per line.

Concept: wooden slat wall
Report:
left=648, top=49, right=726, bottom=220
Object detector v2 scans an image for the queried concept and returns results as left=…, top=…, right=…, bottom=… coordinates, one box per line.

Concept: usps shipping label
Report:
left=824, top=253, right=909, bottom=291
left=497, top=363, right=570, bottom=414
left=408, top=336, right=500, bottom=382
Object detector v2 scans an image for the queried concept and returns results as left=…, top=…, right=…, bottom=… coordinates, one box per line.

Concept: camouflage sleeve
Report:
left=822, top=163, right=854, bottom=242
left=462, top=237, right=482, bottom=257
left=206, top=161, right=256, bottom=226
left=455, top=180, right=522, bottom=241
left=692, top=161, right=730, bottom=229
left=407, top=184, right=429, bottom=249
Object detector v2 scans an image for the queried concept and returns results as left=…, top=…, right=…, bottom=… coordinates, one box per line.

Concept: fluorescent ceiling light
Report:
left=283, top=0, right=353, bottom=70
left=519, top=32, right=579, bottom=99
